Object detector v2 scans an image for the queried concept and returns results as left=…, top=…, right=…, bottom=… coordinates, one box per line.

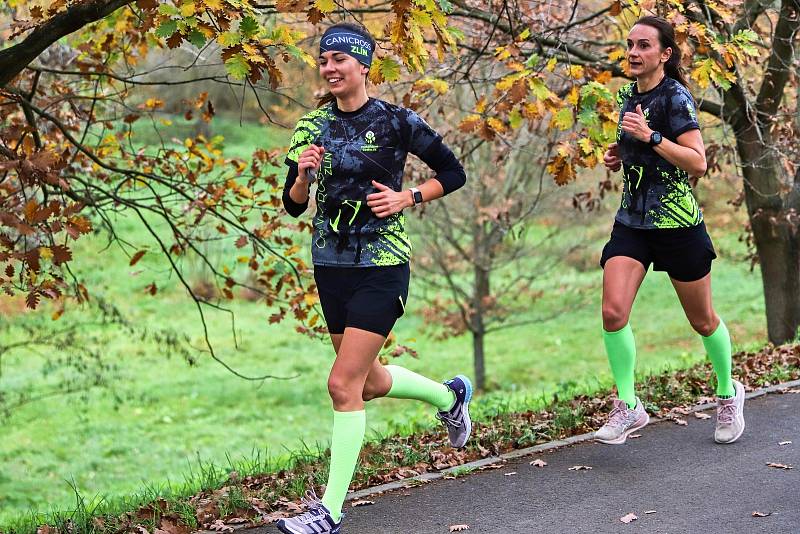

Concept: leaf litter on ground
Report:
left=529, top=459, right=547, bottom=467
left=620, top=513, right=638, bottom=523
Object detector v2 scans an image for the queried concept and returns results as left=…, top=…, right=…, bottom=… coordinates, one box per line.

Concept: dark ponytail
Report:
left=634, top=16, right=689, bottom=87
left=316, top=22, right=377, bottom=108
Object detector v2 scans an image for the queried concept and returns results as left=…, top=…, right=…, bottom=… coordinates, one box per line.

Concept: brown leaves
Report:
left=766, top=463, right=793, bottom=470
left=529, top=459, right=547, bottom=467
left=350, top=500, right=374, bottom=507
left=619, top=513, right=638, bottom=524
left=694, top=412, right=711, bottom=420
left=129, top=250, right=147, bottom=266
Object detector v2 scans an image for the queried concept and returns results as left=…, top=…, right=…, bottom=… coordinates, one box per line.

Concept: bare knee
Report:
left=689, top=314, right=718, bottom=337
left=327, top=375, right=362, bottom=408
left=602, top=303, right=630, bottom=332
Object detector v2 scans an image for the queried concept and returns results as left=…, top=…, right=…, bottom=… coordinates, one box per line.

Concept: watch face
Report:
left=651, top=132, right=662, bottom=145
left=413, top=190, right=423, bottom=204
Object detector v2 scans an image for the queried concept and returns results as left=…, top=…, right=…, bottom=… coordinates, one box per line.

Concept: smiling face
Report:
left=626, top=24, right=672, bottom=79
left=318, top=51, right=369, bottom=98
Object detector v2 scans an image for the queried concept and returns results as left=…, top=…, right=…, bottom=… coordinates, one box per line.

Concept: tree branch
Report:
left=0, top=0, right=135, bottom=87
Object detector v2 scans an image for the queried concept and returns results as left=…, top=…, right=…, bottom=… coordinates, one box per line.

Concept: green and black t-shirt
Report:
left=615, top=77, right=702, bottom=229
left=283, top=97, right=465, bottom=267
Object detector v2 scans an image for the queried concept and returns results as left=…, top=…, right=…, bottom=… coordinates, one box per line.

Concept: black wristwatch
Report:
left=649, top=131, right=663, bottom=147
left=410, top=187, right=423, bottom=205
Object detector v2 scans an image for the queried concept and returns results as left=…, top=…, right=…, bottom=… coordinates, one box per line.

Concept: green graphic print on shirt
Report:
left=285, top=99, right=442, bottom=267
left=615, top=77, right=702, bottom=229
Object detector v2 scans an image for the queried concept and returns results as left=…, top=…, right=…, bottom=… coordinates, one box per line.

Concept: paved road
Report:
left=258, top=391, right=799, bottom=533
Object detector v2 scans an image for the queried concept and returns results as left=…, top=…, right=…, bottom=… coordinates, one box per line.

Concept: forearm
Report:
left=406, top=178, right=445, bottom=206
left=653, top=139, right=706, bottom=177
left=289, top=178, right=310, bottom=204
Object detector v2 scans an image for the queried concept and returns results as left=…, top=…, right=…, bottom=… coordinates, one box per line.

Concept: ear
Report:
left=661, top=46, right=673, bottom=64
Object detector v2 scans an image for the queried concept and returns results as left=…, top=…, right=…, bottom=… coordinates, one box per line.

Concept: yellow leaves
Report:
left=369, top=56, right=401, bottom=84
left=458, top=114, right=482, bottom=133
left=315, top=0, right=335, bottom=13
left=286, top=245, right=301, bottom=255
left=551, top=108, right=574, bottom=130
left=578, top=137, right=593, bottom=155
left=486, top=117, right=506, bottom=134
left=202, top=0, right=224, bottom=9
left=567, top=86, right=580, bottom=106
left=304, top=293, right=318, bottom=306
left=691, top=58, right=735, bottom=89
left=142, top=98, right=165, bottom=110
left=39, top=247, right=53, bottom=260
left=495, top=45, right=512, bottom=61
left=180, top=1, right=196, bottom=16
left=607, top=48, right=626, bottom=62
left=528, top=77, right=552, bottom=100
left=410, top=8, right=432, bottom=27
left=413, top=77, right=449, bottom=95
left=546, top=152, right=576, bottom=186
left=568, top=65, right=584, bottom=79
left=475, top=96, right=487, bottom=114
left=545, top=57, right=557, bottom=72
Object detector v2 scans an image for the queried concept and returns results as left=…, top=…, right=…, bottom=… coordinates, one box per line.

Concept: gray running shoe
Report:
left=276, top=490, right=342, bottom=534
left=436, top=375, right=473, bottom=448
left=715, top=379, right=745, bottom=444
left=595, top=397, right=649, bottom=445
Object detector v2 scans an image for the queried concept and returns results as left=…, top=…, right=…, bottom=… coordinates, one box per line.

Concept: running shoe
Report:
left=594, top=397, right=649, bottom=445
left=436, top=375, right=473, bottom=448
left=714, top=379, right=745, bottom=444
left=276, top=490, right=342, bottom=534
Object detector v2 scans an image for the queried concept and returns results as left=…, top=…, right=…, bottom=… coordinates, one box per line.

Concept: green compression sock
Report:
left=384, top=365, right=455, bottom=411
left=702, top=319, right=735, bottom=397
left=603, top=323, right=637, bottom=409
left=321, top=410, right=365, bottom=522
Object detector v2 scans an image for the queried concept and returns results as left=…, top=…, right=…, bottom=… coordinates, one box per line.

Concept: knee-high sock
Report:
left=603, top=323, right=637, bottom=409
left=702, top=319, right=735, bottom=397
left=321, top=410, right=365, bottom=521
left=384, top=365, right=455, bottom=411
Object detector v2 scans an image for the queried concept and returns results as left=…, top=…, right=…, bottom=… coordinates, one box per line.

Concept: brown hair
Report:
left=632, top=16, right=689, bottom=87
left=316, top=22, right=376, bottom=108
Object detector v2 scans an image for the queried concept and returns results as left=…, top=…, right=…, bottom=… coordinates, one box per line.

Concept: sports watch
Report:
left=649, top=131, right=663, bottom=147
left=410, top=187, right=423, bottom=205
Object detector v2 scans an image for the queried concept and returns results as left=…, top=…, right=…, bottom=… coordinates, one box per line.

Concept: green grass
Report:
left=0, top=116, right=769, bottom=525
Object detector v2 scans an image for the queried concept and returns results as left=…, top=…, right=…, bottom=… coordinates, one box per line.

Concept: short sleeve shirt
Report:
left=285, top=98, right=442, bottom=266
left=615, top=77, right=702, bottom=229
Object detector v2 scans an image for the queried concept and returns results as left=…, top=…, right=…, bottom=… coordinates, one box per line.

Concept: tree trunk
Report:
left=472, top=261, right=490, bottom=390
left=736, top=125, right=800, bottom=344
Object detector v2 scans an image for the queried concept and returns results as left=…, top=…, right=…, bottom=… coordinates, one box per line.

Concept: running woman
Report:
left=594, top=16, right=744, bottom=446
left=276, top=22, right=472, bottom=534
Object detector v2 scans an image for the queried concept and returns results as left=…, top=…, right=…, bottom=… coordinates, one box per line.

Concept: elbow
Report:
left=690, top=162, right=707, bottom=179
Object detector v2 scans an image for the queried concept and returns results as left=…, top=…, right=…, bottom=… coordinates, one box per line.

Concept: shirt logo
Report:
left=361, top=130, right=378, bottom=152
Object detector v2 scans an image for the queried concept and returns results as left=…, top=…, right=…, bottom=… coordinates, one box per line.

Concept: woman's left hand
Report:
left=367, top=180, right=412, bottom=218
left=621, top=104, right=653, bottom=143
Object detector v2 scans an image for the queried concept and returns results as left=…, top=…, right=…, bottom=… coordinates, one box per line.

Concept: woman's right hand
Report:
left=298, top=145, right=325, bottom=182
left=603, top=142, right=621, bottom=172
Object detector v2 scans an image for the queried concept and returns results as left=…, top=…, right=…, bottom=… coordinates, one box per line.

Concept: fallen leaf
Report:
left=644, top=510, right=657, bottom=514
left=478, top=463, right=504, bottom=471
left=530, top=459, right=547, bottom=467
left=694, top=412, right=711, bottom=420
left=752, top=511, right=771, bottom=517
left=620, top=513, right=638, bottom=523
left=672, top=406, right=691, bottom=415
left=504, top=472, right=517, bottom=476
left=350, top=500, right=374, bottom=507
left=779, top=441, right=792, bottom=445
left=766, top=462, right=793, bottom=470
left=674, top=418, right=688, bottom=426
left=629, top=434, right=642, bottom=439
left=568, top=465, right=592, bottom=471
left=449, top=525, right=470, bottom=532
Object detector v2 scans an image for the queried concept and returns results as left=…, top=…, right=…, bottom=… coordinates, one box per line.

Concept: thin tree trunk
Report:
left=472, top=262, right=490, bottom=390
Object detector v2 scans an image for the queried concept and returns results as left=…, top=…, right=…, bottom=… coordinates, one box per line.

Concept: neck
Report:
left=336, top=89, right=369, bottom=112
left=636, top=69, right=665, bottom=93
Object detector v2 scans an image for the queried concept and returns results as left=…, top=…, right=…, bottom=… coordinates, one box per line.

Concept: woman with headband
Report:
left=277, top=22, right=472, bottom=534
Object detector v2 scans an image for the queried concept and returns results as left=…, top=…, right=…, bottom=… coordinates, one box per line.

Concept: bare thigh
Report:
left=602, top=256, right=647, bottom=331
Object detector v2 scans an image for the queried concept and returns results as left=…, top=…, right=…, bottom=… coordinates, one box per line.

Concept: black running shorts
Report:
left=600, top=221, right=717, bottom=282
left=313, top=263, right=410, bottom=336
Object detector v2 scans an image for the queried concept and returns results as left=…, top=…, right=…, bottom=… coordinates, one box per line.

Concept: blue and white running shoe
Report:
left=276, top=490, right=342, bottom=534
left=436, top=375, right=473, bottom=448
